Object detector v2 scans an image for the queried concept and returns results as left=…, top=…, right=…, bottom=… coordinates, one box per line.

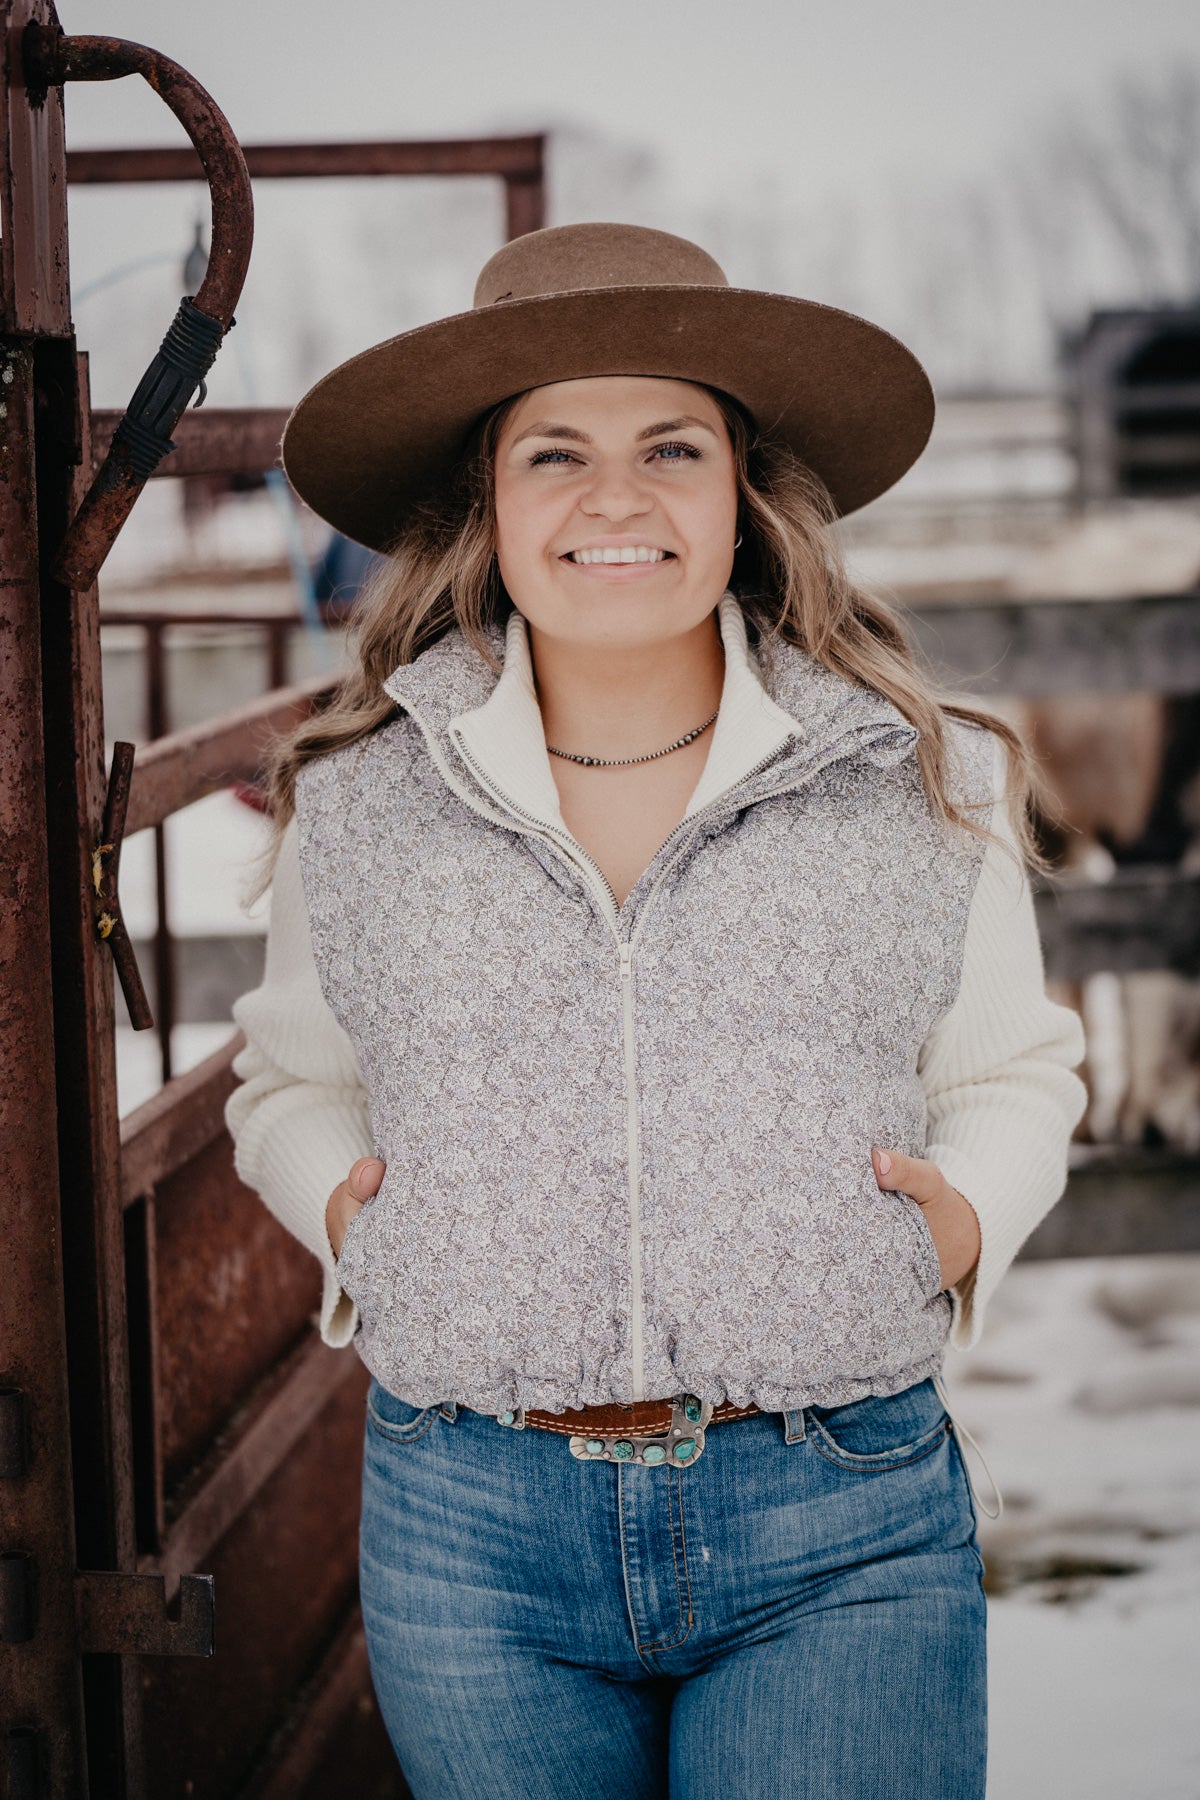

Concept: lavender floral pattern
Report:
left=295, top=611, right=995, bottom=1415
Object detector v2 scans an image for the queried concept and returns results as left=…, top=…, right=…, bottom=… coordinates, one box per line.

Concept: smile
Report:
left=566, top=546, right=672, bottom=565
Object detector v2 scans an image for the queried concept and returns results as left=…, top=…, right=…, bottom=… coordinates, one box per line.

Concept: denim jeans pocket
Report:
left=365, top=1374, right=441, bottom=1445
left=805, top=1377, right=951, bottom=1472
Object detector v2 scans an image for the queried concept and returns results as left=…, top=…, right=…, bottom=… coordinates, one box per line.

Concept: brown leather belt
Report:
left=492, top=1392, right=760, bottom=1468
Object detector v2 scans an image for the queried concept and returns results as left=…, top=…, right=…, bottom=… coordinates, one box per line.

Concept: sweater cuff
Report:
left=924, top=1139, right=1053, bottom=1352
left=230, top=1094, right=373, bottom=1349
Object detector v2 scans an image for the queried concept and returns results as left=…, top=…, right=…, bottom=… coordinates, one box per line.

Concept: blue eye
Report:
left=527, top=439, right=702, bottom=468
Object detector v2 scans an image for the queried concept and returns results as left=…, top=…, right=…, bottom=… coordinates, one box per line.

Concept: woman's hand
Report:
left=326, top=1157, right=386, bottom=1261
left=871, top=1146, right=981, bottom=1291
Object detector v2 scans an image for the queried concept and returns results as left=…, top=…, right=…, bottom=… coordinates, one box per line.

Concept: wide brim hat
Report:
left=281, top=222, right=935, bottom=553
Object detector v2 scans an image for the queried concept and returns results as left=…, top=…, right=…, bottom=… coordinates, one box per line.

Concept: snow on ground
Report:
left=941, top=1255, right=1200, bottom=1798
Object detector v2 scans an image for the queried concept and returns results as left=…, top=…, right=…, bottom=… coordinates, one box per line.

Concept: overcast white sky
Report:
left=57, top=0, right=1200, bottom=404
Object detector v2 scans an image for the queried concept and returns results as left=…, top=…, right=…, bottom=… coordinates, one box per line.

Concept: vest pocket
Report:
left=903, top=1191, right=945, bottom=1300
left=333, top=1194, right=377, bottom=1302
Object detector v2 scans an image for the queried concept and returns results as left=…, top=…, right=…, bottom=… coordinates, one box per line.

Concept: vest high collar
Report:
left=382, top=591, right=918, bottom=840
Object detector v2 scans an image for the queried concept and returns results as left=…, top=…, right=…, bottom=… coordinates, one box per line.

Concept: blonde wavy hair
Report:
left=243, top=385, right=1056, bottom=907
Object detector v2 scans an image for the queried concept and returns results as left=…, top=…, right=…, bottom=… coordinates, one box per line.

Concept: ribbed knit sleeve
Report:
left=920, top=734, right=1089, bottom=1350
left=223, top=813, right=376, bottom=1348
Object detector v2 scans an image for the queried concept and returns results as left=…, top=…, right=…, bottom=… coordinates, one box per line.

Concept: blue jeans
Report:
left=358, top=1374, right=988, bottom=1798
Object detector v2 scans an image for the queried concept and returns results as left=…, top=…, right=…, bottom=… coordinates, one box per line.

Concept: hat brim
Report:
left=281, top=285, right=934, bottom=552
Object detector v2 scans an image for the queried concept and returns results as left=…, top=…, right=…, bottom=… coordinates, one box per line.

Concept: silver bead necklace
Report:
left=546, top=708, right=720, bottom=768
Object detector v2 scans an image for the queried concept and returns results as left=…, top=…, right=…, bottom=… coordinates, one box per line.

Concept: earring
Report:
left=733, top=533, right=743, bottom=549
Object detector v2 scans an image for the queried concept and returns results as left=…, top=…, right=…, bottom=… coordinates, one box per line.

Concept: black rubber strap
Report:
left=110, top=296, right=227, bottom=482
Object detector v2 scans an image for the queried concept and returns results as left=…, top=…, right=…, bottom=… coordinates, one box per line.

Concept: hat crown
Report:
left=472, top=222, right=729, bottom=309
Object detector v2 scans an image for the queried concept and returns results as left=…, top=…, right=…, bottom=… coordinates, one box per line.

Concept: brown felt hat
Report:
left=281, top=222, right=935, bottom=552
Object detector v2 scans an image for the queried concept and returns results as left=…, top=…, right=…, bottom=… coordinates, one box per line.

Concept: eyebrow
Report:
left=509, top=414, right=720, bottom=448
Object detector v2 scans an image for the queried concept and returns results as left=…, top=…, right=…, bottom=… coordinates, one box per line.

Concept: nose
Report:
left=578, top=457, right=654, bottom=524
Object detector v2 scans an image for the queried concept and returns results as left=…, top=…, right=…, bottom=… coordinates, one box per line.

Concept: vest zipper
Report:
left=623, top=737, right=801, bottom=962
left=447, top=729, right=623, bottom=925
left=618, top=940, right=646, bottom=1398
left=447, top=727, right=804, bottom=1403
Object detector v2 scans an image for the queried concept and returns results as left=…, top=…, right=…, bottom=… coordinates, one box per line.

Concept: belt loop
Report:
left=782, top=1407, right=807, bottom=1444
left=439, top=1399, right=459, bottom=1423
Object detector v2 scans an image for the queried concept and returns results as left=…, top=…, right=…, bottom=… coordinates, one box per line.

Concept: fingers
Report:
left=348, top=1157, right=386, bottom=1197
left=871, top=1145, right=942, bottom=1203
left=328, top=1159, right=386, bottom=1261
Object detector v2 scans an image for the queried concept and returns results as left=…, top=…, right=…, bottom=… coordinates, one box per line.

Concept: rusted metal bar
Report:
left=0, top=1391, right=28, bottom=1480
left=121, top=1034, right=242, bottom=1207
left=267, top=617, right=289, bottom=691
left=144, top=621, right=176, bottom=1079
left=66, top=132, right=546, bottom=184
left=102, top=608, right=306, bottom=627
left=91, top=405, right=289, bottom=479
left=74, top=1570, right=214, bottom=1657
left=95, top=742, right=155, bottom=1030
left=37, top=313, right=150, bottom=1785
left=504, top=172, right=545, bottom=240
left=125, top=672, right=337, bottom=835
left=0, top=324, right=89, bottom=1792
left=0, top=0, right=70, bottom=336
left=122, top=1191, right=164, bottom=1557
left=23, top=25, right=254, bottom=591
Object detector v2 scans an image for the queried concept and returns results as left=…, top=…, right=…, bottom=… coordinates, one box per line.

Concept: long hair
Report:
left=240, top=387, right=1057, bottom=906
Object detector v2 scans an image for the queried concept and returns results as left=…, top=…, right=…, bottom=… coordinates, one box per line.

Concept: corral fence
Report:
left=1, top=6, right=542, bottom=1795
left=2, top=7, right=1198, bottom=1799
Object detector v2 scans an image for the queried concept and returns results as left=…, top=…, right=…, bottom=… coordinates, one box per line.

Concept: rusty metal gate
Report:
left=0, top=6, right=543, bottom=1794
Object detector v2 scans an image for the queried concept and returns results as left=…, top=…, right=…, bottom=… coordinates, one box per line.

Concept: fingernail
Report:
left=876, top=1149, right=892, bottom=1175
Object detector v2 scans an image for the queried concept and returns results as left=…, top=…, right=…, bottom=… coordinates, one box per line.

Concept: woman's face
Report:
left=492, top=374, right=738, bottom=653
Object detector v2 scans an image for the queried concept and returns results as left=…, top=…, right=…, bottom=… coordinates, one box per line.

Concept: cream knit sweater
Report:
left=225, top=629, right=1089, bottom=1369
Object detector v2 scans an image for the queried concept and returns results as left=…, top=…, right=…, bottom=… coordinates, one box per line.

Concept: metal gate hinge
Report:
left=74, top=1570, right=214, bottom=1656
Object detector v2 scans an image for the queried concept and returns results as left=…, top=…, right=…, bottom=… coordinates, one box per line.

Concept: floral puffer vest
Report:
left=294, top=597, right=997, bottom=1415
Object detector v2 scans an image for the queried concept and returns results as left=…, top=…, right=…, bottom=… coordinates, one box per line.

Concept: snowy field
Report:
left=114, top=786, right=1200, bottom=1799
left=942, top=1256, right=1200, bottom=1799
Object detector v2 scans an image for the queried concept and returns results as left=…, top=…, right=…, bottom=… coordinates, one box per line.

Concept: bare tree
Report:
left=1015, top=62, right=1200, bottom=320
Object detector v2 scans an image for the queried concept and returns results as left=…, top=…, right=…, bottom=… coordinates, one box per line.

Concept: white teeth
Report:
left=568, top=547, right=667, bottom=564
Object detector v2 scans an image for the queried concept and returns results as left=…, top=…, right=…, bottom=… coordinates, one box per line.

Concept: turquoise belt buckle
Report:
left=568, top=1394, right=713, bottom=1468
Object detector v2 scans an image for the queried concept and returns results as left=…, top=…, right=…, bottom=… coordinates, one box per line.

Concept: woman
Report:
left=225, top=223, right=1088, bottom=1798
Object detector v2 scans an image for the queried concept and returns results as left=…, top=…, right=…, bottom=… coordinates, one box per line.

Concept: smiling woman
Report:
left=490, top=375, right=736, bottom=898
left=224, top=222, right=1088, bottom=1799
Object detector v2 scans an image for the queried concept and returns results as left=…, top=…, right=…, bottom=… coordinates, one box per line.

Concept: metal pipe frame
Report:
left=65, top=132, right=548, bottom=241
left=23, top=25, right=255, bottom=591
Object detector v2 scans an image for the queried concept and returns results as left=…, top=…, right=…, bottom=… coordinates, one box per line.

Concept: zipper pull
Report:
left=619, top=941, right=634, bottom=982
